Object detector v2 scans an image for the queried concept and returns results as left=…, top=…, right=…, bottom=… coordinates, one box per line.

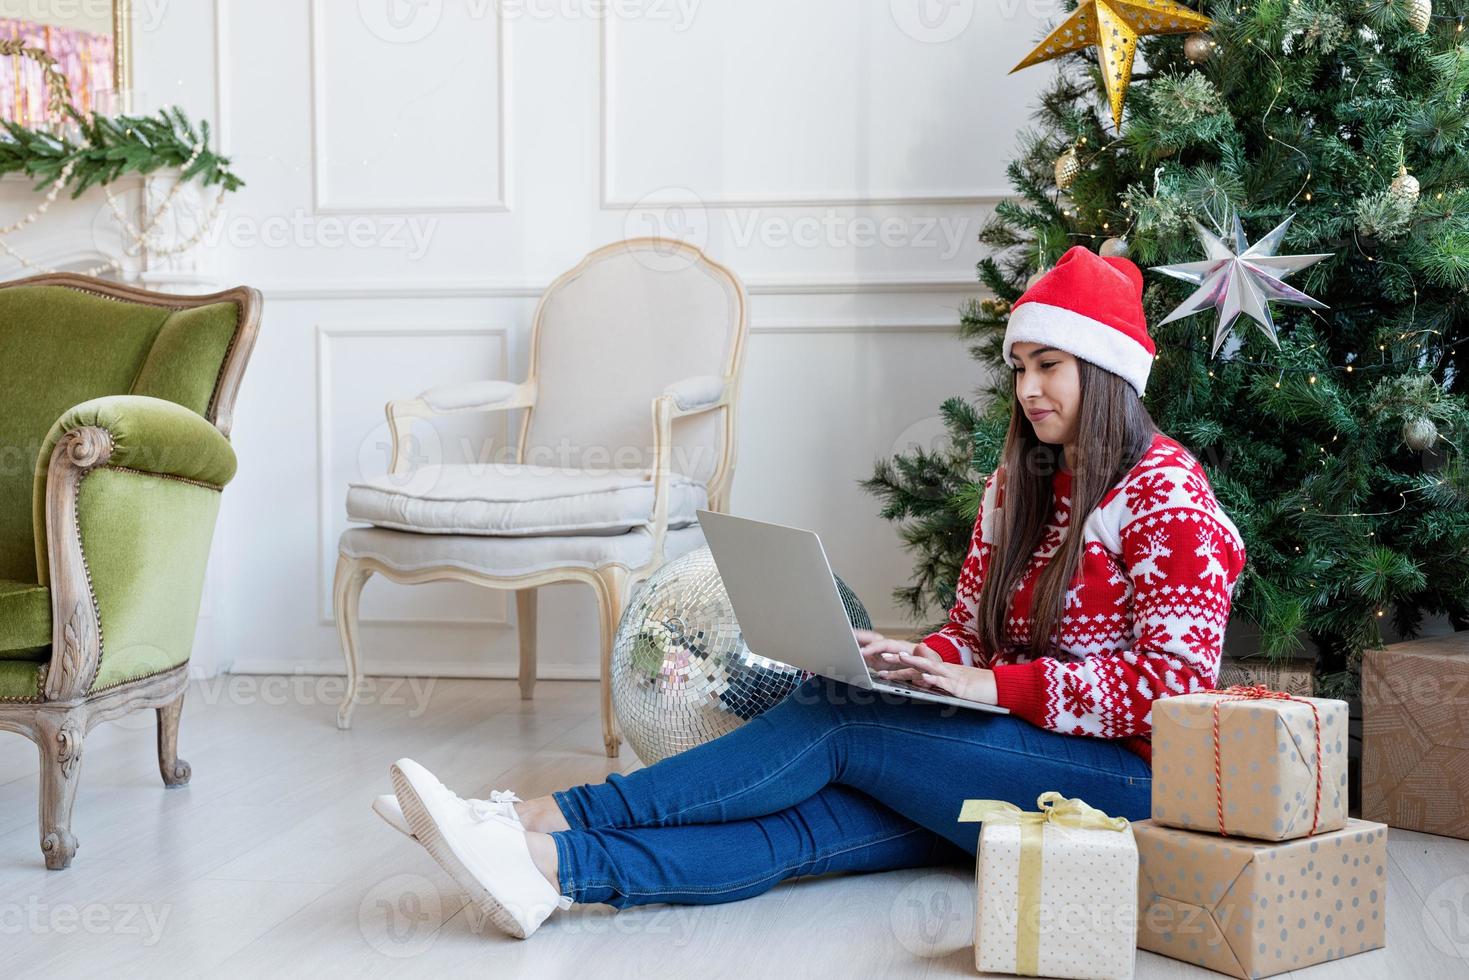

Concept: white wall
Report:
left=113, top=0, right=1057, bottom=680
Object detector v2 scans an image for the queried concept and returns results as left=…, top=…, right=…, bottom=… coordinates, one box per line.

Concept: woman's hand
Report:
left=875, top=649, right=999, bottom=706
left=854, top=628, right=928, bottom=674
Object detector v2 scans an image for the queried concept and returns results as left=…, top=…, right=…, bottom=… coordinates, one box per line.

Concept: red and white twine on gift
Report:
left=1200, top=684, right=1323, bottom=838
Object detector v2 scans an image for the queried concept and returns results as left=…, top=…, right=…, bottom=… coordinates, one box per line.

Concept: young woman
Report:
left=377, top=245, right=1248, bottom=939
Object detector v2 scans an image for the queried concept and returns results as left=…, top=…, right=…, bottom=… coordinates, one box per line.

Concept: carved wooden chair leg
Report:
left=35, top=711, right=86, bottom=870
left=516, top=587, right=538, bottom=701
left=593, top=565, right=631, bottom=759
left=156, top=690, right=191, bottom=787
left=333, top=553, right=374, bottom=730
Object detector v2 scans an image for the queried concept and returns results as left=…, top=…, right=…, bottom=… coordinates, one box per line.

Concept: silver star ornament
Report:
left=1151, top=213, right=1332, bottom=357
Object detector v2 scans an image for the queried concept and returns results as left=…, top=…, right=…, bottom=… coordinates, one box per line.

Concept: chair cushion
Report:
left=0, top=579, right=51, bottom=660
left=339, top=523, right=708, bottom=579
left=345, top=464, right=708, bottom=537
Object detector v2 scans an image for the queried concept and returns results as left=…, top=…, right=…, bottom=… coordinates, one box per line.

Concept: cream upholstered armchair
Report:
left=334, top=239, right=748, bottom=756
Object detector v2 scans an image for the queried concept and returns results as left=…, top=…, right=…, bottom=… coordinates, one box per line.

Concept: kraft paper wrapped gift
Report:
left=1151, top=689, right=1348, bottom=841
left=1362, top=634, right=1469, bottom=839
left=958, top=792, right=1138, bottom=980
left=1218, top=655, right=1315, bottom=697
left=1134, top=818, right=1388, bottom=979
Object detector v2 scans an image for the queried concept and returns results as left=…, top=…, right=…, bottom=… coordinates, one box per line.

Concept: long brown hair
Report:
left=974, top=358, right=1161, bottom=659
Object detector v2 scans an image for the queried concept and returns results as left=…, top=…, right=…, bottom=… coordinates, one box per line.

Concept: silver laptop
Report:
left=697, top=509, right=1009, bottom=715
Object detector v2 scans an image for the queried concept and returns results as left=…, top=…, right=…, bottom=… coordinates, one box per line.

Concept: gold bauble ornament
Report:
left=1183, top=32, right=1215, bottom=63
left=1389, top=164, right=1421, bottom=209
left=1026, top=267, right=1052, bottom=290
left=1010, top=0, right=1213, bottom=129
left=980, top=297, right=1012, bottom=318
left=1403, top=416, right=1438, bottom=451
left=1100, top=236, right=1131, bottom=258
left=1406, top=0, right=1432, bottom=33
left=1054, top=147, right=1081, bottom=190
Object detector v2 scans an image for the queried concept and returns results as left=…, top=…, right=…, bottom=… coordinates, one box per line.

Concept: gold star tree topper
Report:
left=1010, top=1, right=1212, bottom=129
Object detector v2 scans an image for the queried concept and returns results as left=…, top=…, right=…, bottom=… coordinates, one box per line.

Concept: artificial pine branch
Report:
left=0, top=104, right=243, bottom=198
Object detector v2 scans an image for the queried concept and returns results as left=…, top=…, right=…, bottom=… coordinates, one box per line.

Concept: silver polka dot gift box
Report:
left=1133, top=819, right=1387, bottom=979
left=1150, top=688, right=1348, bottom=842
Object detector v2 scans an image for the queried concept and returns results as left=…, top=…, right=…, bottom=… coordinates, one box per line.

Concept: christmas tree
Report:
left=864, top=0, right=1469, bottom=696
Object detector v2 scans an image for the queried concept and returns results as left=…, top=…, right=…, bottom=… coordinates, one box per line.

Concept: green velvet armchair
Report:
left=0, top=274, right=260, bottom=869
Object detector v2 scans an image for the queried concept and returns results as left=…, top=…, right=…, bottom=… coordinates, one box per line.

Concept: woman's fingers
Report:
left=893, top=651, right=955, bottom=685
left=876, top=659, right=959, bottom=695
left=904, top=655, right=967, bottom=697
left=853, top=628, right=884, bottom=645
left=917, top=671, right=959, bottom=695
left=862, top=638, right=915, bottom=655
left=876, top=650, right=941, bottom=682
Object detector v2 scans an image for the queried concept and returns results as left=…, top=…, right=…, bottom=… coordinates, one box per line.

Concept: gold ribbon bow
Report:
left=958, top=792, right=1130, bottom=977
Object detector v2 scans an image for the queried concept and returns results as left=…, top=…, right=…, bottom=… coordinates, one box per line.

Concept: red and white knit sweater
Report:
left=921, top=432, right=1247, bottom=765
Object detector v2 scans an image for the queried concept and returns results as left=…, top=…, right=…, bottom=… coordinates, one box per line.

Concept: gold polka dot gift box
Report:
left=957, top=792, right=1139, bottom=980
left=1150, top=687, right=1348, bottom=842
left=1133, top=818, right=1387, bottom=979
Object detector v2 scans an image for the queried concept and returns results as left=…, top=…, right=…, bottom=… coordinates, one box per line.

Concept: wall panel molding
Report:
left=308, top=0, right=512, bottom=213
left=598, top=17, right=1009, bottom=209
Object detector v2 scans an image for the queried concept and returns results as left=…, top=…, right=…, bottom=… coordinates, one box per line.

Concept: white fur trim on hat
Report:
left=1004, top=302, right=1153, bottom=398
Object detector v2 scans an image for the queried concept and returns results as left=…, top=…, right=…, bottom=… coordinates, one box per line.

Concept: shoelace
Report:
left=467, top=790, right=524, bottom=824
left=463, top=791, right=574, bottom=912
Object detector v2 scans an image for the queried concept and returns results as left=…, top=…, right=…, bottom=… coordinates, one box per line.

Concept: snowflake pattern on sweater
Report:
left=920, top=432, right=1247, bottom=765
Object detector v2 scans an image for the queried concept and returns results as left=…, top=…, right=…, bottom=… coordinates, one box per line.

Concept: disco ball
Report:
left=610, top=545, right=872, bottom=765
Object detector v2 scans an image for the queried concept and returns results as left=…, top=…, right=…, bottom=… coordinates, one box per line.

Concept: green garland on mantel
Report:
left=0, top=105, right=243, bottom=199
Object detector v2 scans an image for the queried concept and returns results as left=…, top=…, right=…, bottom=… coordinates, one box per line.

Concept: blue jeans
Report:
left=550, top=677, right=1152, bottom=909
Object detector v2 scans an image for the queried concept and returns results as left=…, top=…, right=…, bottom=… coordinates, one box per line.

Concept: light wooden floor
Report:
left=0, top=675, right=1463, bottom=979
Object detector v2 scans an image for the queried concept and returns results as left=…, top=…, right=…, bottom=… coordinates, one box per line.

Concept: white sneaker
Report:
left=390, top=758, right=572, bottom=939
left=372, top=788, right=525, bottom=839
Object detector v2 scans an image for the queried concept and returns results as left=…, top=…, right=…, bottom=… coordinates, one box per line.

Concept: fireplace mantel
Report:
left=0, top=167, right=220, bottom=292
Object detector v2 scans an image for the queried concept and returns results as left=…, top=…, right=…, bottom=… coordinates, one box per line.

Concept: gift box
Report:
left=1134, top=818, right=1388, bottom=979
left=958, top=792, right=1137, bottom=980
left=1362, top=633, right=1469, bottom=839
left=1151, top=687, right=1348, bottom=841
left=1218, top=654, right=1315, bottom=697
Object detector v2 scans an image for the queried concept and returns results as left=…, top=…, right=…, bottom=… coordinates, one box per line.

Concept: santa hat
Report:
left=1003, top=245, right=1155, bottom=398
